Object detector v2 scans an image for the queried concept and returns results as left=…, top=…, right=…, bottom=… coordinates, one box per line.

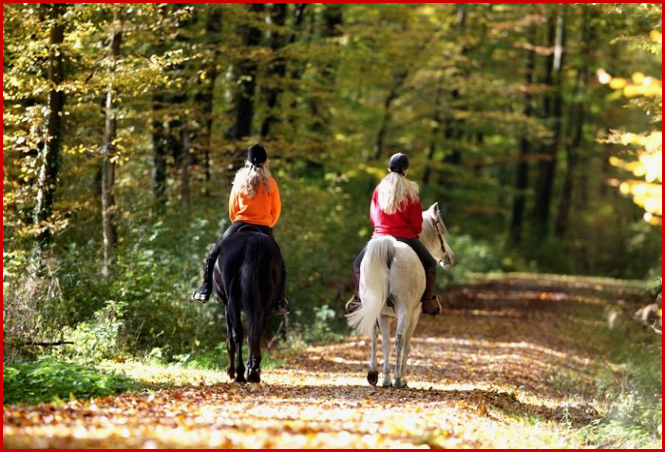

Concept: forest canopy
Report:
left=3, top=3, right=662, bottom=358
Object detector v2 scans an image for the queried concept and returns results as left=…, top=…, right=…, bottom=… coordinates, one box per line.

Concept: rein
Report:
left=431, top=216, right=448, bottom=265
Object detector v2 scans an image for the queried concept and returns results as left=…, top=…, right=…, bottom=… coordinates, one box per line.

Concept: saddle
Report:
left=236, top=224, right=267, bottom=235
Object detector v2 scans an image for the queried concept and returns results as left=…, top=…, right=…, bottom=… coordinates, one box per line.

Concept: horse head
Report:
left=425, top=202, right=455, bottom=269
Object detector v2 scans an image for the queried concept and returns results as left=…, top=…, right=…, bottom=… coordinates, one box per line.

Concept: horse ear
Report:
left=431, top=202, right=439, bottom=216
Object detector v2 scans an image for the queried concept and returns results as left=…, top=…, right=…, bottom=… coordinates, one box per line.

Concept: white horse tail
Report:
left=346, top=237, right=395, bottom=339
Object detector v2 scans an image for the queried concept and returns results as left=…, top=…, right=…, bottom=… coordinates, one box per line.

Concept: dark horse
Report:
left=212, top=227, right=285, bottom=383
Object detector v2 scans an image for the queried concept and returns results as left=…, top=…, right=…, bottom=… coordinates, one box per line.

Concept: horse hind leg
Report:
left=226, top=334, right=236, bottom=381
left=246, top=358, right=261, bottom=383
left=230, top=321, right=246, bottom=383
left=378, top=315, right=393, bottom=387
left=246, top=328, right=263, bottom=383
left=392, top=311, right=411, bottom=388
left=367, top=331, right=379, bottom=386
left=225, top=313, right=237, bottom=381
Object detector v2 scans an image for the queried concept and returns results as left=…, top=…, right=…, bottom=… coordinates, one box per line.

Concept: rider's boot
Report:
left=344, top=268, right=362, bottom=315
left=274, top=265, right=290, bottom=315
left=192, top=257, right=216, bottom=303
left=421, top=269, right=441, bottom=315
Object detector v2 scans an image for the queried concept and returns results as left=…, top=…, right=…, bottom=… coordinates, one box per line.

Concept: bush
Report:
left=3, top=356, right=139, bottom=405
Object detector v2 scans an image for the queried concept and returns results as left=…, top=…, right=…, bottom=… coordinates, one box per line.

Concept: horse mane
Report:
left=419, top=210, right=445, bottom=245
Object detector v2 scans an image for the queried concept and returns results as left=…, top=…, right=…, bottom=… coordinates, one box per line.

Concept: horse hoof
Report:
left=247, top=369, right=261, bottom=383
left=382, top=380, right=392, bottom=388
left=367, top=370, right=379, bottom=386
left=393, top=379, right=407, bottom=388
left=235, top=375, right=247, bottom=383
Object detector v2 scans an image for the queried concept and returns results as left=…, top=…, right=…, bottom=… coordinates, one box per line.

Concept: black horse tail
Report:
left=239, top=236, right=268, bottom=339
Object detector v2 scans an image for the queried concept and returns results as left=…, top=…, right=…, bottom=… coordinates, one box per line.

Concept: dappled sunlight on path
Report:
left=4, top=278, right=636, bottom=448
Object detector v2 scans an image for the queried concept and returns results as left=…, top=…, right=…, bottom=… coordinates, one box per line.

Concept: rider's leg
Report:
left=274, top=264, right=290, bottom=315
left=402, top=238, right=441, bottom=315
left=192, top=222, right=242, bottom=303
left=192, top=255, right=218, bottom=303
left=421, top=269, right=441, bottom=315
left=345, top=249, right=366, bottom=314
left=260, top=226, right=289, bottom=315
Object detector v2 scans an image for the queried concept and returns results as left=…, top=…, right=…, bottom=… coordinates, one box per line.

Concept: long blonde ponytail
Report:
left=233, top=162, right=272, bottom=198
left=377, top=172, right=419, bottom=214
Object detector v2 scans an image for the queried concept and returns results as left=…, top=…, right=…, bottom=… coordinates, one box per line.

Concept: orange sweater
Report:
left=228, top=177, right=281, bottom=228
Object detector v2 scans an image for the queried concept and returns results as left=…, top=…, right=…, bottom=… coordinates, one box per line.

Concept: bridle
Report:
left=431, top=215, right=449, bottom=265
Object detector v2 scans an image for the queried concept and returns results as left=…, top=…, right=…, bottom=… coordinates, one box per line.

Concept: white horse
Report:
left=346, top=202, right=455, bottom=388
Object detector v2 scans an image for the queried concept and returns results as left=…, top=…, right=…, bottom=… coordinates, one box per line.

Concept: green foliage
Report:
left=445, top=234, right=502, bottom=276
left=569, top=305, right=662, bottom=447
left=2, top=356, right=140, bottom=406
left=52, top=302, right=125, bottom=363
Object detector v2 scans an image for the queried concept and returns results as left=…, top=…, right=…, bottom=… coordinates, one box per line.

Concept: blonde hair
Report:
left=233, top=162, right=272, bottom=198
left=377, top=172, right=419, bottom=214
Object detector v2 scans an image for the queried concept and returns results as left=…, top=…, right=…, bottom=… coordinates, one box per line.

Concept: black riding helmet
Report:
left=388, top=152, right=409, bottom=175
left=248, top=144, right=268, bottom=166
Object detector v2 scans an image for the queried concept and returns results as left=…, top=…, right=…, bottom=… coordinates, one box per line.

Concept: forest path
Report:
left=3, top=275, right=646, bottom=448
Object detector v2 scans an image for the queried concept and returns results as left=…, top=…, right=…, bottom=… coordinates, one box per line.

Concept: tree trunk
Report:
left=227, top=3, right=265, bottom=143
left=532, top=4, right=566, bottom=239
left=285, top=3, right=310, bottom=129
left=309, top=3, right=343, bottom=140
left=151, top=93, right=169, bottom=212
left=371, top=70, right=408, bottom=162
left=180, top=129, right=191, bottom=214
left=194, top=6, right=223, bottom=195
left=101, top=8, right=123, bottom=277
left=509, top=23, right=537, bottom=246
left=260, top=3, right=288, bottom=138
left=555, top=6, right=592, bottom=238
left=438, top=4, right=468, bottom=187
left=423, top=82, right=444, bottom=184
left=34, top=3, right=66, bottom=250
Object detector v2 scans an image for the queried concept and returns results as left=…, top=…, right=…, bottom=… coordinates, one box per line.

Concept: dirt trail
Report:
left=3, top=277, right=646, bottom=448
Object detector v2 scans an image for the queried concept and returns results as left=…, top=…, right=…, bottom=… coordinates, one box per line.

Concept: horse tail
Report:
left=346, top=236, right=395, bottom=339
left=240, top=238, right=263, bottom=320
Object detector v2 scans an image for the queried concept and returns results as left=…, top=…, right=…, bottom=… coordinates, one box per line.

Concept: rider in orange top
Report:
left=192, top=144, right=289, bottom=314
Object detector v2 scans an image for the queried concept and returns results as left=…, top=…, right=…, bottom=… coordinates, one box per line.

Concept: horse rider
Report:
left=192, top=144, right=289, bottom=315
left=345, top=152, right=440, bottom=316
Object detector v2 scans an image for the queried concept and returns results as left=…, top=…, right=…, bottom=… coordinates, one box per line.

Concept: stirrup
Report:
left=345, top=296, right=362, bottom=315
left=421, top=296, right=441, bottom=316
left=192, top=287, right=211, bottom=304
left=275, top=298, right=290, bottom=315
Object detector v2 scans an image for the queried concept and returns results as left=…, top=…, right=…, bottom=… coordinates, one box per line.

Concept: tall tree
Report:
left=260, top=3, right=288, bottom=138
left=509, top=20, right=537, bottom=246
left=555, top=6, right=595, bottom=238
left=193, top=6, right=223, bottom=192
left=34, top=3, right=66, bottom=251
left=100, top=7, right=123, bottom=276
left=226, top=2, right=265, bottom=144
left=532, top=4, right=566, bottom=238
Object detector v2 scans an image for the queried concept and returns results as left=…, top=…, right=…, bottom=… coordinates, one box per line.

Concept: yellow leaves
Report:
left=597, top=68, right=662, bottom=99
left=650, top=30, right=662, bottom=44
left=610, top=146, right=662, bottom=222
left=608, top=77, right=627, bottom=90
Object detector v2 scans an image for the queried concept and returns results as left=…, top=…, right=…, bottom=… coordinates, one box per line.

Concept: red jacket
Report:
left=369, top=186, right=423, bottom=239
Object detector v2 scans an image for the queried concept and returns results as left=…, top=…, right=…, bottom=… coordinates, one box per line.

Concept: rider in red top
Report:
left=345, top=153, right=440, bottom=316
left=369, top=185, right=423, bottom=239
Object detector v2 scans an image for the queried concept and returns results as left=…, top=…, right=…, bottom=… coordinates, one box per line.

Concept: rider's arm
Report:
left=268, top=178, right=281, bottom=227
left=408, top=197, right=424, bottom=236
left=229, top=184, right=240, bottom=222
